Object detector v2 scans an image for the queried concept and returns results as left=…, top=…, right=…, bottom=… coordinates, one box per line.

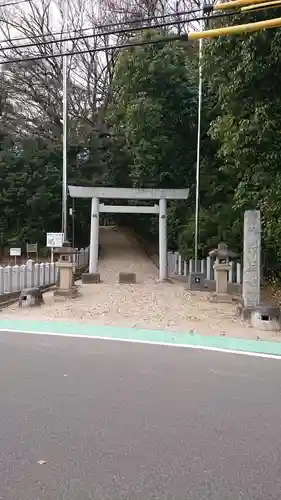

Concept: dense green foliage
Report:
left=204, top=10, right=281, bottom=270
left=108, top=34, right=198, bottom=189
left=106, top=33, right=198, bottom=247
left=1, top=13, right=281, bottom=272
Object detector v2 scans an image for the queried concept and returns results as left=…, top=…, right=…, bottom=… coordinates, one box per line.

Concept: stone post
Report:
left=13, top=265, right=20, bottom=292
left=4, top=265, right=12, bottom=293
left=243, top=210, right=261, bottom=308
left=0, top=266, right=4, bottom=294
left=26, top=259, right=35, bottom=288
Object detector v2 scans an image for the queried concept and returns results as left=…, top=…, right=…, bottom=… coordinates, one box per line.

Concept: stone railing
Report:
left=0, top=247, right=89, bottom=295
left=167, top=252, right=242, bottom=284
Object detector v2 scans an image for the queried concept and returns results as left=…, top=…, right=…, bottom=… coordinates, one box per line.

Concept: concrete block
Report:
left=53, top=286, right=79, bottom=300
left=19, top=287, right=44, bottom=307
left=237, top=303, right=281, bottom=331
left=82, top=272, right=101, bottom=284
left=250, top=306, right=280, bottom=331
left=186, top=272, right=205, bottom=291
left=118, top=272, right=136, bottom=284
left=209, top=292, right=234, bottom=303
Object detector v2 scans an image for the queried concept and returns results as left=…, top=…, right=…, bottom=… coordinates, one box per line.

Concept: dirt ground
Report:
left=1, top=227, right=280, bottom=342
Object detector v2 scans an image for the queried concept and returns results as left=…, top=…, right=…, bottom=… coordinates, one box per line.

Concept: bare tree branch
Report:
left=0, top=0, right=214, bottom=143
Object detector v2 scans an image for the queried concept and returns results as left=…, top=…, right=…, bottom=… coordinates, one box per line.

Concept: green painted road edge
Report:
left=0, top=318, right=281, bottom=356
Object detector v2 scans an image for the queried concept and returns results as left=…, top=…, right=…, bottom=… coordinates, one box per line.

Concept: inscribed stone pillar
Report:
left=243, top=210, right=261, bottom=308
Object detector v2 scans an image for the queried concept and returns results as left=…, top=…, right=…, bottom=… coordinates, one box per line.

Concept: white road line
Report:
left=0, top=327, right=280, bottom=360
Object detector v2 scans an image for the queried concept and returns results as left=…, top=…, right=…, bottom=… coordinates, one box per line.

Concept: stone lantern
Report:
left=53, top=241, right=78, bottom=299
left=209, top=242, right=236, bottom=302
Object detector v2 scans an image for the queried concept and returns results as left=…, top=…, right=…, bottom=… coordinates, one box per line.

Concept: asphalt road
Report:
left=0, top=332, right=281, bottom=500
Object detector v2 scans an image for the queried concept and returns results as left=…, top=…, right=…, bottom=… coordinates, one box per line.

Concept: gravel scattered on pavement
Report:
left=1, top=227, right=279, bottom=341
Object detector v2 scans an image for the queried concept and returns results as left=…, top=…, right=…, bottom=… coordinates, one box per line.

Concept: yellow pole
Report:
left=214, top=0, right=274, bottom=10
left=189, top=16, right=281, bottom=39
left=241, top=0, right=281, bottom=11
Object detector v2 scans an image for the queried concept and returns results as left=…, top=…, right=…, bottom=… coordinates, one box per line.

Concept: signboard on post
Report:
left=26, top=243, right=38, bottom=253
left=10, top=247, right=21, bottom=257
left=46, top=233, right=64, bottom=248
left=26, top=242, right=38, bottom=260
left=46, top=233, right=64, bottom=262
left=10, top=247, right=21, bottom=264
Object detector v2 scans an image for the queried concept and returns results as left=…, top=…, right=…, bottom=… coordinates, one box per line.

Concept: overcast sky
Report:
left=0, top=0, right=98, bottom=42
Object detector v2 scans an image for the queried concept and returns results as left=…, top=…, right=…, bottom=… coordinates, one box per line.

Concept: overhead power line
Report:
left=0, top=17, right=198, bottom=52
left=1, top=0, right=279, bottom=50
left=0, top=6, right=202, bottom=46
left=0, top=7, right=256, bottom=54
left=1, top=33, right=185, bottom=65
left=1, top=13, right=281, bottom=67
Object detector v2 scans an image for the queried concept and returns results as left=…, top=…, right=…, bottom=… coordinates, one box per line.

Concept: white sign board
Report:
left=9, top=247, right=21, bottom=257
left=46, top=232, right=64, bottom=248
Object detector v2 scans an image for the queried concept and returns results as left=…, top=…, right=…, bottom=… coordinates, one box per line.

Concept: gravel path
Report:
left=1, top=227, right=279, bottom=341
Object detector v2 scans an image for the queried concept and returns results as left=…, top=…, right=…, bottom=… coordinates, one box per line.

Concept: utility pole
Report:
left=194, top=6, right=204, bottom=269
left=62, top=0, right=68, bottom=242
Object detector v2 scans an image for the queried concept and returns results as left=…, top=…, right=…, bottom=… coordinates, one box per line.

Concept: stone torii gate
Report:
left=68, top=186, right=189, bottom=282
